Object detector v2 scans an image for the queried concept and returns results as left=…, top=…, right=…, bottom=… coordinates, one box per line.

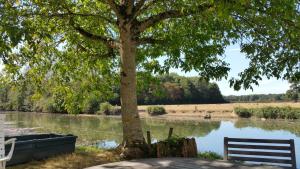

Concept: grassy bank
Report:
left=197, top=152, right=223, bottom=160
left=8, top=146, right=120, bottom=169
left=7, top=146, right=224, bottom=169
left=234, top=106, right=300, bottom=119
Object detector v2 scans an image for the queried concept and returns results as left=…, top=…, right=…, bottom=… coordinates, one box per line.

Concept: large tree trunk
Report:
left=119, top=24, right=147, bottom=158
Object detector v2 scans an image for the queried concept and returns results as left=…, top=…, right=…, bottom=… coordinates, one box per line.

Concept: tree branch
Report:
left=106, top=0, right=122, bottom=19
left=136, top=2, right=214, bottom=33
left=21, top=12, right=116, bottom=25
left=70, top=19, right=117, bottom=49
left=124, top=0, right=135, bottom=15
left=133, top=0, right=146, bottom=14
left=133, top=0, right=161, bottom=18
left=78, top=43, right=115, bottom=58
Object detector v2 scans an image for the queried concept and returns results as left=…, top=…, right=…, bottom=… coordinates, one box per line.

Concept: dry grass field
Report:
left=138, top=102, right=300, bottom=119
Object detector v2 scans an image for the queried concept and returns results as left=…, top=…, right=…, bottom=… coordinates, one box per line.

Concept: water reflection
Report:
left=4, top=112, right=300, bottom=168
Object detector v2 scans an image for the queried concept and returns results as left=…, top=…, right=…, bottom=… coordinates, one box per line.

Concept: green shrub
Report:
left=147, top=106, right=166, bottom=116
left=82, top=95, right=100, bottom=114
left=234, top=107, right=253, bottom=118
left=258, top=107, right=279, bottom=119
left=97, top=102, right=121, bottom=115
left=285, top=108, right=299, bottom=119
left=97, top=102, right=113, bottom=115
left=198, top=151, right=223, bottom=160
left=234, top=106, right=300, bottom=119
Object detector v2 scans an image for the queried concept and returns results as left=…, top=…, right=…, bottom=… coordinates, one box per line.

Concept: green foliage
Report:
left=234, top=107, right=253, bottom=118
left=137, top=73, right=225, bottom=105
left=97, top=102, right=120, bottom=115
left=197, top=151, right=223, bottom=160
left=76, top=146, right=106, bottom=153
left=286, top=80, right=300, bottom=102
left=147, top=106, right=166, bottom=116
left=225, top=94, right=287, bottom=103
left=235, top=106, right=300, bottom=119
left=164, top=136, right=183, bottom=146
left=82, top=94, right=101, bottom=114
left=0, top=72, right=226, bottom=114
left=0, top=0, right=299, bottom=96
left=98, top=102, right=113, bottom=115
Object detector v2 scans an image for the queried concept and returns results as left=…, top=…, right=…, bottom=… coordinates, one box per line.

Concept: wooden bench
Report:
left=224, top=137, right=297, bottom=169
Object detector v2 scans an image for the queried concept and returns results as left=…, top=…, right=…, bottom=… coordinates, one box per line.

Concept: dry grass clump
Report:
left=8, top=146, right=120, bottom=169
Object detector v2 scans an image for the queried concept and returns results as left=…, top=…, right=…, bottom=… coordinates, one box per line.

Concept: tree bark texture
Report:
left=119, top=23, right=147, bottom=158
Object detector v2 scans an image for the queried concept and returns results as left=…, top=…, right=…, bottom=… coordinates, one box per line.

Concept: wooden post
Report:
left=147, top=131, right=151, bottom=145
left=191, top=138, right=197, bottom=157
left=290, top=139, right=296, bottom=169
left=168, top=128, right=173, bottom=139
left=224, top=137, right=228, bottom=160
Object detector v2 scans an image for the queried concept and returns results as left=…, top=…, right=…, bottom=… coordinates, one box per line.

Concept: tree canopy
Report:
left=1, top=0, right=299, bottom=88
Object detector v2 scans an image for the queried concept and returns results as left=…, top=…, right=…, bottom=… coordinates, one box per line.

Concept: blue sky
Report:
left=169, top=44, right=290, bottom=96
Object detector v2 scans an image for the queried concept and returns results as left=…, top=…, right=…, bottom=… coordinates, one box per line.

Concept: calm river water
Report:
left=3, top=112, right=300, bottom=168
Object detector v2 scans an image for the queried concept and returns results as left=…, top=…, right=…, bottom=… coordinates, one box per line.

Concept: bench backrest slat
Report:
left=224, top=137, right=297, bottom=169
left=0, top=114, right=5, bottom=159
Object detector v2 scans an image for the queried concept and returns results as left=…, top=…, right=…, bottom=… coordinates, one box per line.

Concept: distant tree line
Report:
left=0, top=72, right=225, bottom=114
left=121, top=73, right=225, bottom=105
left=224, top=94, right=288, bottom=103
left=225, top=81, right=299, bottom=103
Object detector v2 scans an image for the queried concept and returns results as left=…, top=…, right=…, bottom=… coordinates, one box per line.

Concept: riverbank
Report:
left=2, top=102, right=300, bottom=122
left=138, top=102, right=300, bottom=120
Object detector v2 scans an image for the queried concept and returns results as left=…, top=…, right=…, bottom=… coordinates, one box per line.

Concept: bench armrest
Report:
left=4, top=138, right=16, bottom=161
left=0, top=157, right=9, bottom=162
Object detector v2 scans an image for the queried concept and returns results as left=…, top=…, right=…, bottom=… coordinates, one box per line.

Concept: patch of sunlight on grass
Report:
left=8, top=146, right=120, bottom=169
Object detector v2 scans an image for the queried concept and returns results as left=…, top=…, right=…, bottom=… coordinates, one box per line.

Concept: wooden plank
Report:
left=227, top=144, right=291, bottom=150
left=227, top=138, right=291, bottom=144
left=290, top=139, right=297, bottom=169
left=228, top=150, right=291, bottom=157
left=228, top=156, right=293, bottom=164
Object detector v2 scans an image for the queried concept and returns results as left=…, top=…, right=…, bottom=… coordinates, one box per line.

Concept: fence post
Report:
left=168, top=128, right=173, bottom=139
left=147, top=131, right=151, bottom=145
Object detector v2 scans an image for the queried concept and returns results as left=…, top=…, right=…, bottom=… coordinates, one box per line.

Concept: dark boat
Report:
left=5, top=134, right=77, bottom=166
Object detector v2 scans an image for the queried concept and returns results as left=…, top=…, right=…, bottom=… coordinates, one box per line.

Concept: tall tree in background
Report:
left=1, top=0, right=299, bottom=157
left=286, top=80, right=300, bottom=102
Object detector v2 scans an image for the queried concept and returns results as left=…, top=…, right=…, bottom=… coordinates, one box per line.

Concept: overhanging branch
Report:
left=133, top=0, right=162, bottom=18
left=133, top=0, right=146, bottom=16
left=78, top=43, right=115, bottom=58
left=136, top=2, right=214, bottom=33
left=70, top=19, right=118, bottom=49
left=106, top=0, right=122, bottom=19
